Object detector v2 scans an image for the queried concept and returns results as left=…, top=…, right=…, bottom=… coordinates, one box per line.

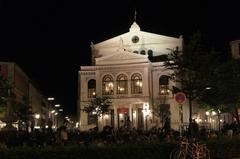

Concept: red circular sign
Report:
left=175, top=92, right=186, bottom=104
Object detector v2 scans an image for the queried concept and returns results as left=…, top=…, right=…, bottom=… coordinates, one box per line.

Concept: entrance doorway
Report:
left=138, top=108, right=144, bottom=129
left=117, top=108, right=129, bottom=129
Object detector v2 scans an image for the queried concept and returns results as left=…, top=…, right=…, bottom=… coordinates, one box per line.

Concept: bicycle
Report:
left=170, top=139, right=210, bottom=159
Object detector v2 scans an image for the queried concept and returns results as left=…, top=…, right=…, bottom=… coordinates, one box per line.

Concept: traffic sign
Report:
left=175, top=92, right=186, bottom=104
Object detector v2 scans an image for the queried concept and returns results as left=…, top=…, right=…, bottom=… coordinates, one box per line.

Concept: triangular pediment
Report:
left=93, top=30, right=182, bottom=58
left=95, top=31, right=180, bottom=48
left=95, top=50, right=149, bottom=65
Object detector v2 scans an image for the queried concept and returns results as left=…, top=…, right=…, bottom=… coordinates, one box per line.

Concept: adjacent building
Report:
left=0, top=62, right=48, bottom=130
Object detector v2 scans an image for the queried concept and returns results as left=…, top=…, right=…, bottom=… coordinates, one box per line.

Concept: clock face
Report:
left=132, top=36, right=139, bottom=43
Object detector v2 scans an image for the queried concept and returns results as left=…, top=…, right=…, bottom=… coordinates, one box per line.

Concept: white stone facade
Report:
left=78, top=21, right=189, bottom=131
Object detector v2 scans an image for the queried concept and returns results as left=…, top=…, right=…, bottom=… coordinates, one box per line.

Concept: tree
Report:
left=1, top=75, right=32, bottom=131
left=0, top=75, right=18, bottom=131
left=164, top=31, right=220, bottom=137
left=199, top=58, right=240, bottom=126
left=82, top=96, right=112, bottom=126
left=154, top=104, right=171, bottom=127
left=0, top=75, right=13, bottom=106
left=13, top=96, right=33, bottom=131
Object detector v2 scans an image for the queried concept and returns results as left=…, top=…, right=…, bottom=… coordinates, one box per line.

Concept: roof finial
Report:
left=129, top=8, right=140, bottom=32
left=134, top=8, right=137, bottom=22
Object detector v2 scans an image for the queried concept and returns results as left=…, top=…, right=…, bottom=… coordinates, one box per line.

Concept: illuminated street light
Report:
left=212, top=111, right=216, bottom=116
left=34, top=114, right=40, bottom=129
left=47, top=97, right=55, bottom=101
left=59, top=109, right=63, bottom=112
left=142, top=103, right=150, bottom=130
left=205, top=87, right=212, bottom=90
left=35, top=114, right=40, bottom=119
left=55, top=104, right=60, bottom=107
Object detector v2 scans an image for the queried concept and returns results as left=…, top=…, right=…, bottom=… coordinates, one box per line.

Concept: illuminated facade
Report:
left=78, top=21, right=189, bottom=131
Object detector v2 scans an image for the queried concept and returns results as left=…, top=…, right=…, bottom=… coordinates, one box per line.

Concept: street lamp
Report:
left=34, top=113, right=40, bottom=129
left=47, top=97, right=54, bottom=101
left=55, top=104, right=60, bottom=107
left=35, top=114, right=40, bottom=119
left=142, top=103, right=151, bottom=130
left=47, top=97, right=55, bottom=129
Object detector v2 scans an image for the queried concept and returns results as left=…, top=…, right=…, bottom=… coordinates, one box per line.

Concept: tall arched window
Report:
left=131, top=73, right=142, bottom=94
left=117, top=74, right=128, bottom=94
left=102, top=75, right=114, bottom=95
left=159, top=75, right=170, bottom=95
left=140, top=50, right=146, bottom=55
left=88, top=79, right=96, bottom=98
left=148, top=50, right=153, bottom=57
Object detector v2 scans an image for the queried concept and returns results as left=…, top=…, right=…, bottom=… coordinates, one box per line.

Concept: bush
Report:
left=204, top=136, right=240, bottom=159
left=0, top=137, right=240, bottom=159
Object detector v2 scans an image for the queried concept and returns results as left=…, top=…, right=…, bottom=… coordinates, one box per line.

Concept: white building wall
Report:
left=78, top=21, right=185, bottom=131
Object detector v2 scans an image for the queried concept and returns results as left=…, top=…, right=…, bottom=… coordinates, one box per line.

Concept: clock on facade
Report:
left=132, top=36, right=139, bottom=43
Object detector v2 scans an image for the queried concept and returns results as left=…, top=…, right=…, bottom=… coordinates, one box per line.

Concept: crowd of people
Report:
left=0, top=119, right=240, bottom=149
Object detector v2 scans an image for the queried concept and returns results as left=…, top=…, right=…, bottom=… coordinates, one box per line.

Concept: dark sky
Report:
left=1, top=1, right=240, bottom=116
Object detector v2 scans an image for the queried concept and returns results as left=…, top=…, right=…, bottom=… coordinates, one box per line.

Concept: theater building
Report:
left=78, top=20, right=189, bottom=131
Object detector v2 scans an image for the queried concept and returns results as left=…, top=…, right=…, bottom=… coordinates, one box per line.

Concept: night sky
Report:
left=1, top=1, right=240, bottom=116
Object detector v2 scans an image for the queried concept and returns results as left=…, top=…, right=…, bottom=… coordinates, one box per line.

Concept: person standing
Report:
left=60, top=126, right=68, bottom=145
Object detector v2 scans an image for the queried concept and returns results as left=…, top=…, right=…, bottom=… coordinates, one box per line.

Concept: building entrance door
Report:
left=138, top=108, right=144, bottom=129
left=117, top=108, right=129, bottom=129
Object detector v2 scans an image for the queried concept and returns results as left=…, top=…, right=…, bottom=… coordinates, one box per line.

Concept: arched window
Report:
left=148, top=50, right=153, bottom=57
left=102, top=75, right=114, bottom=95
left=140, top=50, right=146, bottom=55
left=131, top=73, right=142, bottom=94
left=159, top=75, right=170, bottom=95
left=88, top=79, right=96, bottom=98
left=133, top=50, right=139, bottom=54
left=117, top=74, right=128, bottom=94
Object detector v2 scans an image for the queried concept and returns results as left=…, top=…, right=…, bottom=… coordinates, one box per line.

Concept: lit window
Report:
left=117, top=74, right=128, bottom=94
left=131, top=73, right=142, bottom=94
left=88, top=79, right=96, bottom=98
left=102, top=75, right=114, bottom=95
left=159, top=75, right=170, bottom=95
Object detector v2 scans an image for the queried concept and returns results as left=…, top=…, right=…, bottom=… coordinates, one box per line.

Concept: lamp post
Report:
left=142, top=103, right=150, bottom=131
left=54, top=112, right=58, bottom=129
left=175, top=92, right=186, bottom=137
left=34, top=113, right=40, bottom=129
left=47, top=97, right=55, bottom=129
left=47, top=97, right=54, bottom=118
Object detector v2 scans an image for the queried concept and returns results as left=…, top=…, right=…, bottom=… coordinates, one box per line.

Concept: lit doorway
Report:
left=117, top=108, right=129, bottom=129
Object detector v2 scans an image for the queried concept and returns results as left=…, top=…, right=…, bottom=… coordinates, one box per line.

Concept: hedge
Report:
left=0, top=137, right=240, bottom=159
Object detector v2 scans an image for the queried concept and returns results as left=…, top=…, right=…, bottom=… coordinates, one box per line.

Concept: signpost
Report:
left=175, top=92, right=186, bottom=137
